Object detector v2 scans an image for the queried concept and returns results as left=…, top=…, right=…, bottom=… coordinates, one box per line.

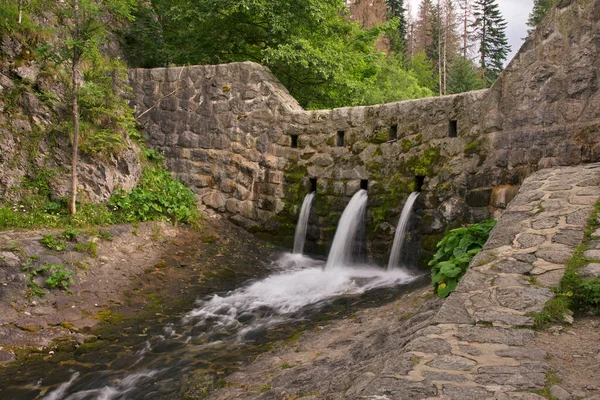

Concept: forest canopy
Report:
left=124, top=0, right=433, bottom=109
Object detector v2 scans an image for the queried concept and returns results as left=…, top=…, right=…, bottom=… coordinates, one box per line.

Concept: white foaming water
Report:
left=48, top=370, right=159, bottom=400
left=325, top=190, right=368, bottom=270
left=293, top=192, right=315, bottom=254
left=43, top=372, right=80, bottom=400
left=184, top=255, right=416, bottom=341
left=388, top=192, right=420, bottom=270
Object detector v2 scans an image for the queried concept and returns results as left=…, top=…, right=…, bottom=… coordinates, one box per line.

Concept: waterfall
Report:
left=387, top=192, right=420, bottom=269
left=293, top=192, right=315, bottom=254
left=325, top=190, right=368, bottom=270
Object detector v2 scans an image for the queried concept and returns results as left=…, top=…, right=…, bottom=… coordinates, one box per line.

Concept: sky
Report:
left=406, top=0, right=534, bottom=64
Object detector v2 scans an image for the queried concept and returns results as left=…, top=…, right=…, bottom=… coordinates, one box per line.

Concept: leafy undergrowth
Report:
left=534, top=201, right=600, bottom=328
left=0, top=149, right=202, bottom=231
left=429, top=220, right=496, bottom=297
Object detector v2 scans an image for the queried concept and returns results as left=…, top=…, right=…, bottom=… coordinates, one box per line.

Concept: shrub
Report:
left=110, top=166, right=200, bottom=226
left=429, top=220, right=496, bottom=297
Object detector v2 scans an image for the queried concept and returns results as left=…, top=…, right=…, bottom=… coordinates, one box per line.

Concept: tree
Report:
left=470, top=0, right=510, bottom=86
left=457, top=0, right=474, bottom=59
left=447, top=57, right=484, bottom=94
left=413, top=0, right=434, bottom=55
left=125, top=0, right=431, bottom=109
left=55, top=0, right=135, bottom=214
left=385, top=0, right=407, bottom=53
left=527, top=0, right=556, bottom=30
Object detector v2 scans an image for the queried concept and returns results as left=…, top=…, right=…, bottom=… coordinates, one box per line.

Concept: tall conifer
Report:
left=385, top=0, right=408, bottom=53
left=470, top=0, right=510, bottom=85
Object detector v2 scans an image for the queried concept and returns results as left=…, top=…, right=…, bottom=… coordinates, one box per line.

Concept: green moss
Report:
left=92, top=310, right=125, bottom=324
left=401, top=139, right=413, bottom=153
left=464, top=139, right=482, bottom=156
left=369, top=130, right=388, bottom=144
left=422, top=233, right=445, bottom=252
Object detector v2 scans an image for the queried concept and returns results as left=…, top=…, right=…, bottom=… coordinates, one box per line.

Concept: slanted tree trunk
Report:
left=70, top=0, right=80, bottom=215
left=18, top=0, right=23, bottom=24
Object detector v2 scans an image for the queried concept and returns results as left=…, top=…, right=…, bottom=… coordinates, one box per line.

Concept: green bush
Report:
left=110, top=166, right=200, bottom=226
left=429, top=220, right=496, bottom=297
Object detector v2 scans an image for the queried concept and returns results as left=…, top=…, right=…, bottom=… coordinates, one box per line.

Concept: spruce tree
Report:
left=470, top=0, right=510, bottom=86
left=527, top=0, right=556, bottom=30
left=385, top=0, right=408, bottom=53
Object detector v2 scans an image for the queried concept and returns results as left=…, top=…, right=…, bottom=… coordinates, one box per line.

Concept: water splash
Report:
left=184, top=258, right=415, bottom=342
left=325, top=190, right=368, bottom=270
left=293, top=192, right=315, bottom=254
left=387, top=192, right=420, bottom=269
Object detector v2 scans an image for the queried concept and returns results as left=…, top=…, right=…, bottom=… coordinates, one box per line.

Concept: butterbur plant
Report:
left=429, top=220, right=496, bottom=298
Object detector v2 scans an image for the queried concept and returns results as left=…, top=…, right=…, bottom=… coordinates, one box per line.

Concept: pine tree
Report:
left=385, top=0, right=408, bottom=53
left=470, top=0, right=510, bottom=86
left=527, top=0, right=556, bottom=30
left=457, top=0, right=474, bottom=59
left=414, top=0, right=433, bottom=55
left=447, top=57, right=484, bottom=94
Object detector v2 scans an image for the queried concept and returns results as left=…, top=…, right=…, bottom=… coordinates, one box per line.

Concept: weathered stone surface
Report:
left=553, top=230, right=585, bottom=247
left=456, top=326, right=535, bottom=345
left=495, top=260, right=534, bottom=274
left=427, top=355, right=477, bottom=371
left=404, top=337, right=452, bottom=354
left=536, top=247, right=573, bottom=264
left=496, top=348, right=547, bottom=360
left=0, top=252, right=21, bottom=268
left=517, top=233, right=546, bottom=248
left=423, top=371, right=468, bottom=383
left=583, top=250, right=600, bottom=260
left=496, top=286, right=554, bottom=313
left=580, top=263, right=600, bottom=278
left=360, top=378, right=438, bottom=398
left=513, top=253, right=537, bottom=263
left=442, top=384, right=491, bottom=400
left=550, top=385, right=572, bottom=400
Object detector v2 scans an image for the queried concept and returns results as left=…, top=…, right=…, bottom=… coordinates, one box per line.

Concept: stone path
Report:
left=387, top=163, right=600, bottom=400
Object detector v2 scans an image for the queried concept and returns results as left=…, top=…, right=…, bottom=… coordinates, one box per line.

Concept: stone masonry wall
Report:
left=129, top=0, right=600, bottom=263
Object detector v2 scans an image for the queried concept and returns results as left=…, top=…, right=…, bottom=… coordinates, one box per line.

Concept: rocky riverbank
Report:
left=0, top=216, right=279, bottom=365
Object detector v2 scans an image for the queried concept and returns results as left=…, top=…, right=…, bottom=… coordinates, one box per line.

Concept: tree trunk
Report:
left=463, top=1, right=468, bottom=59
left=70, top=0, right=80, bottom=215
left=18, top=0, right=23, bottom=24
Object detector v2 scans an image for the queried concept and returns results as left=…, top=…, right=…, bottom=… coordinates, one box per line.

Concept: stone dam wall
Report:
left=129, top=0, right=600, bottom=263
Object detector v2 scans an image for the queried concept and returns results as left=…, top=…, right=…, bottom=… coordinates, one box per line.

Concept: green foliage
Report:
left=429, top=220, right=496, bottom=297
left=408, top=52, right=437, bottom=92
left=43, top=264, right=75, bottom=290
left=41, top=234, right=68, bottom=251
left=124, top=0, right=431, bottom=109
left=447, top=57, right=485, bottom=94
left=22, top=263, right=75, bottom=296
left=74, top=240, right=97, bottom=257
left=110, top=166, right=200, bottom=225
left=76, top=56, right=139, bottom=157
left=62, top=226, right=80, bottom=241
left=527, top=0, right=556, bottom=30
left=471, top=0, right=511, bottom=86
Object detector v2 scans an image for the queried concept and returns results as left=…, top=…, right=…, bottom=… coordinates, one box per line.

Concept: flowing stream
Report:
left=292, top=192, right=315, bottom=254
left=388, top=192, right=420, bottom=269
left=0, top=189, right=423, bottom=400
